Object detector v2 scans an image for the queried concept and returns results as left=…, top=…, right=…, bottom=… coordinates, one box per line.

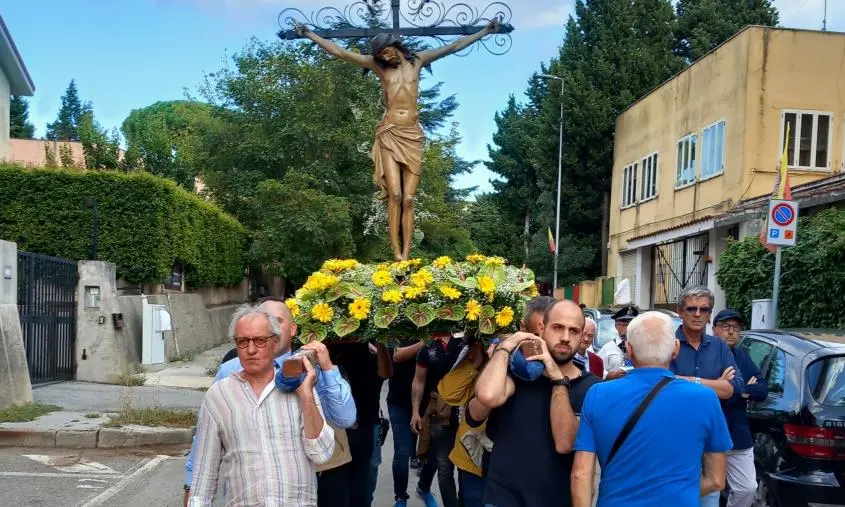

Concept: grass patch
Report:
left=0, top=402, right=62, bottom=423
left=84, top=413, right=101, bottom=419
left=205, top=366, right=218, bottom=377
left=173, top=350, right=197, bottom=362
left=117, top=373, right=146, bottom=386
left=104, top=407, right=197, bottom=428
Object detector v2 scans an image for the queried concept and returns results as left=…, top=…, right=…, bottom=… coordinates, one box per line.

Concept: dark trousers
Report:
left=347, top=425, right=376, bottom=507
left=419, top=418, right=459, bottom=507
left=388, top=404, right=416, bottom=501
left=460, top=470, right=484, bottom=507
left=318, top=464, right=351, bottom=507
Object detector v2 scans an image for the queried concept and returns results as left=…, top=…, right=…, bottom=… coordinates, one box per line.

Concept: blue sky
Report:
left=4, top=0, right=841, bottom=193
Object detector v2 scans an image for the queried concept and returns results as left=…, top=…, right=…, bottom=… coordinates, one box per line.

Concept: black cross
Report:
left=278, top=0, right=513, bottom=42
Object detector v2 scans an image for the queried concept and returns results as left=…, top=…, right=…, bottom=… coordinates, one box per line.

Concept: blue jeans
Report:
left=701, top=491, right=721, bottom=507
left=388, top=404, right=415, bottom=501
left=460, top=470, right=484, bottom=507
left=364, top=422, right=382, bottom=507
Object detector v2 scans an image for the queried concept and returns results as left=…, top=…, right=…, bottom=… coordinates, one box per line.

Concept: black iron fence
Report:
left=651, top=234, right=710, bottom=306
left=17, top=252, right=78, bottom=383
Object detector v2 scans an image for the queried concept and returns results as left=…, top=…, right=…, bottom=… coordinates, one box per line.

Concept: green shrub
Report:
left=717, top=208, right=845, bottom=328
left=0, top=165, right=246, bottom=286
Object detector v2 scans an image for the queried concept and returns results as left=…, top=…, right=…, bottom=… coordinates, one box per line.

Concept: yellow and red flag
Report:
left=547, top=227, right=555, bottom=253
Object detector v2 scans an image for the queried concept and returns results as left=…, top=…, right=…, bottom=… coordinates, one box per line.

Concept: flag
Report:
left=547, top=227, right=556, bottom=253
left=760, top=124, right=793, bottom=252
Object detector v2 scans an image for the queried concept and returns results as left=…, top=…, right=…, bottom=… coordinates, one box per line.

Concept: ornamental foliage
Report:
left=717, top=208, right=845, bottom=329
left=288, top=255, right=538, bottom=343
left=0, top=165, right=247, bottom=287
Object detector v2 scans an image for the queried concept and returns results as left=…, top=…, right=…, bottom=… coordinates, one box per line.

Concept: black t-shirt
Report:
left=484, top=369, right=600, bottom=507
left=387, top=339, right=418, bottom=410
left=416, top=337, right=465, bottom=416
left=330, top=343, right=385, bottom=427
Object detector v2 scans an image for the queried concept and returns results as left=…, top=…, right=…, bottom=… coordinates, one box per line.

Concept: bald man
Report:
left=183, top=297, right=357, bottom=504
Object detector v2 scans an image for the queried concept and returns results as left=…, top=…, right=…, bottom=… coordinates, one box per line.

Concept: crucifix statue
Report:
left=279, top=0, right=514, bottom=260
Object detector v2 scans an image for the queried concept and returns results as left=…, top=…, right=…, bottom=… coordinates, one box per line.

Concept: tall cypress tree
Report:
left=46, top=80, right=85, bottom=141
left=675, top=0, right=779, bottom=62
left=10, top=96, right=36, bottom=138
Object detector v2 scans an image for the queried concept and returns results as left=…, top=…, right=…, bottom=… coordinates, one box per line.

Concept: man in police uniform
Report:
left=597, top=306, right=638, bottom=380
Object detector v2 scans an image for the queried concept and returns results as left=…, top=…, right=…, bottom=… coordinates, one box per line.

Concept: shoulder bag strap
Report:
left=606, top=376, right=673, bottom=465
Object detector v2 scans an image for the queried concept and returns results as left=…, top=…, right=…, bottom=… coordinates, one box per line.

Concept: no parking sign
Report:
left=767, top=199, right=799, bottom=246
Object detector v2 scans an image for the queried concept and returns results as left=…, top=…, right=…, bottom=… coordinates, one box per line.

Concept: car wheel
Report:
left=752, top=467, right=777, bottom=507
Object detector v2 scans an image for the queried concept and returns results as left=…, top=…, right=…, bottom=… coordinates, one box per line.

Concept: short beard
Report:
left=375, top=56, right=402, bottom=69
left=551, top=350, right=573, bottom=365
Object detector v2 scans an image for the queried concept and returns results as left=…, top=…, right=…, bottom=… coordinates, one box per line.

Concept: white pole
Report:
left=771, top=246, right=783, bottom=327
left=553, top=82, right=563, bottom=293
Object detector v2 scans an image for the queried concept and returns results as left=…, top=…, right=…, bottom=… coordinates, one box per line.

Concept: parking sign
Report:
left=767, top=200, right=799, bottom=246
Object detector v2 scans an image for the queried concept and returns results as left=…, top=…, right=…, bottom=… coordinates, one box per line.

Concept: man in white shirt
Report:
left=597, top=306, right=638, bottom=379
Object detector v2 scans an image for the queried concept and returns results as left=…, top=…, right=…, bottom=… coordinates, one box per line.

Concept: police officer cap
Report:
left=713, top=309, right=743, bottom=325
left=612, top=305, right=639, bottom=322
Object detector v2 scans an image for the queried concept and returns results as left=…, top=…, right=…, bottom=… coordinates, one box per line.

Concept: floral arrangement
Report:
left=286, top=255, right=538, bottom=344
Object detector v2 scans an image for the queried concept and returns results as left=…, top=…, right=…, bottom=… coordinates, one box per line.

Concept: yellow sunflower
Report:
left=311, top=303, right=334, bottom=323
left=466, top=254, right=487, bottom=264
left=372, top=270, right=393, bottom=287
left=348, top=298, right=372, bottom=320
left=484, top=256, right=506, bottom=267
left=477, top=275, right=496, bottom=295
left=495, top=306, right=514, bottom=327
left=303, top=272, right=339, bottom=292
left=439, top=285, right=462, bottom=300
left=409, top=258, right=423, bottom=267
left=411, top=268, right=434, bottom=288
left=528, top=284, right=540, bottom=297
left=403, top=286, right=426, bottom=300
left=465, top=299, right=482, bottom=321
left=285, top=298, right=301, bottom=318
left=382, top=289, right=403, bottom=303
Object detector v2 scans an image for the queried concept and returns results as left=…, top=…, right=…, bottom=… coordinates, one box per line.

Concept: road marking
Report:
left=76, top=485, right=104, bottom=490
left=22, top=454, right=120, bottom=475
left=78, top=478, right=109, bottom=484
left=79, top=455, right=169, bottom=507
left=0, top=472, right=123, bottom=479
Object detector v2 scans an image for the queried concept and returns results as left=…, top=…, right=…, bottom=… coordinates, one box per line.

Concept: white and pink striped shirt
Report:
left=189, top=371, right=335, bottom=507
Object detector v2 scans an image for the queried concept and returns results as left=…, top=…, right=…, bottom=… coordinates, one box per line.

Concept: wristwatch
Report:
left=551, top=377, right=571, bottom=388
left=184, top=485, right=190, bottom=492
left=693, top=377, right=703, bottom=385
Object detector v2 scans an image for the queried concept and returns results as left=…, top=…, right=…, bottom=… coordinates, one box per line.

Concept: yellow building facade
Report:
left=608, top=26, right=845, bottom=311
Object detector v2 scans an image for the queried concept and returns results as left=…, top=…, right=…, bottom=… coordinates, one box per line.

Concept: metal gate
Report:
left=651, top=234, right=709, bottom=306
left=17, top=252, right=78, bottom=383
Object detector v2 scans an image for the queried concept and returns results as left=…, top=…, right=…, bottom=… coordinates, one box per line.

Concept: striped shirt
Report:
left=189, top=370, right=335, bottom=507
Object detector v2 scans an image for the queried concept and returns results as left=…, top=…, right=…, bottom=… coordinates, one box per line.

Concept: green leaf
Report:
left=374, top=306, right=399, bottom=329
left=333, top=317, right=360, bottom=338
left=513, top=280, right=536, bottom=292
left=299, top=323, right=328, bottom=343
left=478, top=305, right=497, bottom=335
left=436, top=304, right=465, bottom=322
left=479, top=305, right=496, bottom=319
left=405, top=304, right=437, bottom=328
left=325, top=282, right=349, bottom=302
left=449, top=276, right=478, bottom=290
left=344, top=283, right=369, bottom=299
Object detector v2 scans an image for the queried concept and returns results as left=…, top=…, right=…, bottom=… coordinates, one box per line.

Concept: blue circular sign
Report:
left=772, top=203, right=795, bottom=227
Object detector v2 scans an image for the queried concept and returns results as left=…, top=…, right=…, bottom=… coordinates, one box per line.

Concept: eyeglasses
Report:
left=716, top=323, right=741, bottom=332
left=684, top=306, right=712, bottom=315
left=234, top=336, right=277, bottom=349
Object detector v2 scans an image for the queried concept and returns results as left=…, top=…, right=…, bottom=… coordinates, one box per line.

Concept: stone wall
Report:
left=0, top=240, right=33, bottom=409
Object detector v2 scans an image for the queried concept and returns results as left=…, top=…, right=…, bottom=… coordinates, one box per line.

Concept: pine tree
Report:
left=675, top=0, right=779, bottom=62
left=10, top=96, right=36, bottom=138
left=46, top=80, right=85, bottom=141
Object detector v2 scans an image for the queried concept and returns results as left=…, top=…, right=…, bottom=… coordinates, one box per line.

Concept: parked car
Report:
left=737, top=329, right=845, bottom=507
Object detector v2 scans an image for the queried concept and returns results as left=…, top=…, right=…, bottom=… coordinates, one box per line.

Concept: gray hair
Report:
left=678, top=285, right=714, bottom=309
left=627, top=312, right=677, bottom=367
left=227, top=304, right=282, bottom=339
left=584, top=317, right=597, bottom=332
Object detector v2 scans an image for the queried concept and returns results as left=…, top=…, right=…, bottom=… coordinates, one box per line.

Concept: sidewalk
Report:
left=143, top=342, right=232, bottom=389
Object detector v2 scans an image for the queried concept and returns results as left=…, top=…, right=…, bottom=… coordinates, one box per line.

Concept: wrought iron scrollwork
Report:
left=278, top=2, right=387, bottom=37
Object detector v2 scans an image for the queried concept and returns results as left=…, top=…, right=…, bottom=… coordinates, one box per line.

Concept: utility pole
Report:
left=540, top=74, right=564, bottom=292
left=823, top=0, right=828, bottom=31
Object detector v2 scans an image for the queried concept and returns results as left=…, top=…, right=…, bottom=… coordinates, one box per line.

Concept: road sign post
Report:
left=767, top=199, right=799, bottom=326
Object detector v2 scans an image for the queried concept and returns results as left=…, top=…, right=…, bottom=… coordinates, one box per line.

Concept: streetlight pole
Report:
left=541, top=74, right=564, bottom=293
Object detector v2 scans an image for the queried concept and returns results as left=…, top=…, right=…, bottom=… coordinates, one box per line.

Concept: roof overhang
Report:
left=0, top=15, right=34, bottom=96
left=625, top=216, right=715, bottom=250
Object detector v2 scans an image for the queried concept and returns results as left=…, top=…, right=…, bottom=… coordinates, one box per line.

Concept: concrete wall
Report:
left=75, top=261, right=138, bottom=384
left=0, top=240, right=33, bottom=408
left=6, top=139, right=86, bottom=168
left=195, top=280, right=249, bottom=307
left=116, top=294, right=238, bottom=363
left=0, top=70, right=10, bottom=161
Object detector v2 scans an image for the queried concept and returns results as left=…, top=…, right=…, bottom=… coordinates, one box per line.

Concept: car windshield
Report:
left=594, top=318, right=620, bottom=351
left=808, top=355, right=845, bottom=407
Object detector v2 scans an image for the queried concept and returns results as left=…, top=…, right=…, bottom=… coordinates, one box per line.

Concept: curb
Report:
left=0, top=426, right=194, bottom=449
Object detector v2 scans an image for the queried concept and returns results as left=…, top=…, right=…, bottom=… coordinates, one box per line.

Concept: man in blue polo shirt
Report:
left=713, top=309, right=768, bottom=507
left=669, top=285, right=743, bottom=507
left=572, top=311, right=732, bottom=507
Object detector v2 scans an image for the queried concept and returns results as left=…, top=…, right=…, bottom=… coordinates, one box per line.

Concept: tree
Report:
left=462, top=194, right=522, bottom=261
left=675, top=0, right=779, bottom=62
left=122, top=101, right=224, bottom=189
left=78, top=110, right=121, bottom=170
left=10, top=96, right=35, bottom=138
left=46, top=80, right=87, bottom=141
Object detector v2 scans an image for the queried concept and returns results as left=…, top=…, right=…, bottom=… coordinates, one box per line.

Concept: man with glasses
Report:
left=670, top=286, right=743, bottom=507
left=183, top=297, right=356, bottom=505
left=713, top=309, right=768, bottom=507
left=188, top=305, right=335, bottom=505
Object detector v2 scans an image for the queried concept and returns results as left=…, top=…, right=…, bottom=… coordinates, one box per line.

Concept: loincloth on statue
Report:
left=371, top=122, right=425, bottom=200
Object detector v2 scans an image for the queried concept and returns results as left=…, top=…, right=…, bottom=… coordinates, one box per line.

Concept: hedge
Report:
left=717, top=207, right=845, bottom=329
left=0, top=165, right=247, bottom=287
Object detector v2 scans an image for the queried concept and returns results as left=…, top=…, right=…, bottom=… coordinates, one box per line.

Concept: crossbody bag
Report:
left=605, top=376, right=673, bottom=465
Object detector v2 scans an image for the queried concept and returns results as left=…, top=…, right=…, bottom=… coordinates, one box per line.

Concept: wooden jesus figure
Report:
left=296, top=20, right=500, bottom=260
